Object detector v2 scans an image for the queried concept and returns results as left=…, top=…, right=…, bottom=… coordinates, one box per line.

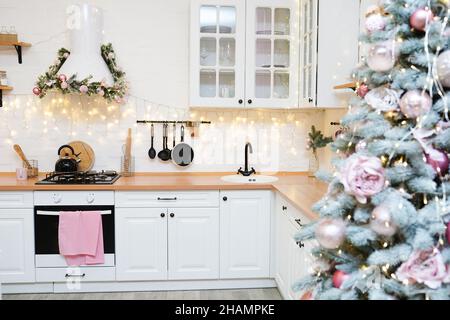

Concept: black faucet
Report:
left=238, top=142, right=256, bottom=176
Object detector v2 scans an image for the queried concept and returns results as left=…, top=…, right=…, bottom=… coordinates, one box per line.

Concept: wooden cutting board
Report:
left=60, top=141, right=95, bottom=172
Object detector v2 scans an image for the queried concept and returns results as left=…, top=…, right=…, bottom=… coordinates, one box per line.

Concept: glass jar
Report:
left=308, top=150, right=319, bottom=177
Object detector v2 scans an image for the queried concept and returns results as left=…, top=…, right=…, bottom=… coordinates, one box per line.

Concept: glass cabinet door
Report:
left=246, top=0, right=299, bottom=108
left=190, top=1, right=246, bottom=107
left=299, top=0, right=317, bottom=107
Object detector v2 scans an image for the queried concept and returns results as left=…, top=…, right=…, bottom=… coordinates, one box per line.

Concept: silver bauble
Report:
left=367, top=41, right=396, bottom=72
left=370, top=205, right=397, bottom=237
left=315, top=218, right=346, bottom=249
left=437, top=50, right=450, bottom=88
left=399, top=90, right=432, bottom=118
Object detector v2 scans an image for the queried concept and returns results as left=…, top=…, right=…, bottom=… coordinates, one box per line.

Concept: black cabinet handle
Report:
left=170, top=213, right=175, bottom=218
left=160, top=213, right=165, bottom=218
left=296, top=241, right=305, bottom=248
left=248, top=99, right=253, bottom=104
left=238, top=99, right=243, bottom=104
left=282, top=206, right=287, bottom=211
left=223, top=196, right=227, bottom=201
left=157, top=197, right=177, bottom=201
left=65, top=273, right=85, bottom=278
left=295, top=218, right=303, bottom=227
left=308, top=98, right=313, bottom=103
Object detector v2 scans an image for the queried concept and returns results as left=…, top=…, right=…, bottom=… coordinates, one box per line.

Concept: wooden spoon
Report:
left=13, top=144, right=32, bottom=169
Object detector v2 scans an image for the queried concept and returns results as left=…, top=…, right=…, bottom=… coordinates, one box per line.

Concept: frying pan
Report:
left=171, top=125, right=194, bottom=167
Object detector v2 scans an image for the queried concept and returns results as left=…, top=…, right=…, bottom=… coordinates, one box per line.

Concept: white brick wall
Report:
left=0, top=0, right=330, bottom=173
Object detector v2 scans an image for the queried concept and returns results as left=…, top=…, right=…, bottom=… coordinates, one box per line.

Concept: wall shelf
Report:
left=0, top=85, right=13, bottom=108
left=0, top=41, right=32, bottom=64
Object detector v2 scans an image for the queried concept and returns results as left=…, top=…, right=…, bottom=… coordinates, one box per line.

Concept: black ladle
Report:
left=158, top=124, right=171, bottom=161
left=148, top=124, right=156, bottom=159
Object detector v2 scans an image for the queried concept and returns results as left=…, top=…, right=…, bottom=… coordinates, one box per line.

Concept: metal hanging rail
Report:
left=136, top=120, right=211, bottom=125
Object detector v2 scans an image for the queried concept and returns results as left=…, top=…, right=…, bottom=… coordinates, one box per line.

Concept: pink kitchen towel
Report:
left=58, top=211, right=105, bottom=266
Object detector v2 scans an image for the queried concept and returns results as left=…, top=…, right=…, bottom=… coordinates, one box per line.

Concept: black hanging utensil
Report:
left=158, top=123, right=171, bottom=161
left=148, top=123, right=156, bottom=159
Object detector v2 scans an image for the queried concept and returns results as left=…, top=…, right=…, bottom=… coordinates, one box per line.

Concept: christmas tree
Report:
left=295, top=0, right=450, bottom=300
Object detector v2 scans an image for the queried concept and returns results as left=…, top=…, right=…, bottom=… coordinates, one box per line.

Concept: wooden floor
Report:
left=3, top=288, right=282, bottom=300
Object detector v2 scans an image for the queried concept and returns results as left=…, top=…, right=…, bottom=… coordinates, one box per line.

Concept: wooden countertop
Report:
left=0, top=173, right=326, bottom=220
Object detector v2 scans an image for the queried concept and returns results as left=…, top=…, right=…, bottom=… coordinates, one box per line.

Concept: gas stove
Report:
left=35, top=170, right=120, bottom=185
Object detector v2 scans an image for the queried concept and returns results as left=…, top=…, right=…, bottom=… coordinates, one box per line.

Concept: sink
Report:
left=221, top=175, right=279, bottom=184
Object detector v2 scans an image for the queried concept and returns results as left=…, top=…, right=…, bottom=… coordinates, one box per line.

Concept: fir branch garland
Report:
left=33, top=43, right=128, bottom=103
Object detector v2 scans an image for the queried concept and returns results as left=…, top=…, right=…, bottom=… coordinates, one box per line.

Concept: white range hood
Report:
left=58, top=3, right=114, bottom=85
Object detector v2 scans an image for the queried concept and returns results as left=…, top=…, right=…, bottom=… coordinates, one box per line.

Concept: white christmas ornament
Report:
left=437, top=50, right=450, bottom=88
left=58, top=4, right=114, bottom=85
left=370, top=205, right=397, bottom=236
left=365, top=14, right=386, bottom=33
left=364, top=87, right=402, bottom=112
left=315, top=218, right=346, bottom=249
left=367, top=41, right=396, bottom=72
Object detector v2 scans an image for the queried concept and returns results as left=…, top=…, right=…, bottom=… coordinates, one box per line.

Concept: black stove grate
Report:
left=35, top=170, right=121, bottom=185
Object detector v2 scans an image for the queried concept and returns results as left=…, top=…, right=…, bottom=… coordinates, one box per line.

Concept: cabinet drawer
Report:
left=276, top=193, right=310, bottom=227
left=0, top=192, right=33, bottom=208
left=36, top=267, right=115, bottom=282
left=115, top=191, right=219, bottom=208
left=34, top=191, right=114, bottom=206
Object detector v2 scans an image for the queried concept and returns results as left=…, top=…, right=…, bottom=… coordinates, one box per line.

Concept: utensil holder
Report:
left=24, top=160, right=38, bottom=178
left=121, top=156, right=135, bottom=177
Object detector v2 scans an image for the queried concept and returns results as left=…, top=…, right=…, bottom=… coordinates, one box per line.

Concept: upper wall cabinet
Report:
left=300, top=0, right=360, bottom=108
left=190, top=0, right=299, bottom=108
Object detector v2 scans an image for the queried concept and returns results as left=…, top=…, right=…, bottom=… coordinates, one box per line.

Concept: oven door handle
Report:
left=36, top=210, right=112, bottom=216
left=65, top=273, right=86, bottom=278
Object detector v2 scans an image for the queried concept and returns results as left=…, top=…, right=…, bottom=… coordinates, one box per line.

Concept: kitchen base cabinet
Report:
left=116, top=208, right=168, bottom=281
left=168, top=208, right=219, bottom=280
left=219, top=190, right=271, bottom=279
left=275, top=193, right=314, bottom=300
left=0, top=209, right=35, bottom=284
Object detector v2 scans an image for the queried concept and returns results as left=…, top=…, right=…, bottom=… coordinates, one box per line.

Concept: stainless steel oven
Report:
left=33, top=191, right=115, bottom=268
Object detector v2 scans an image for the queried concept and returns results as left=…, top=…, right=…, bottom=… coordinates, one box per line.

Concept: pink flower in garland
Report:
left=79, top=85, right=89, bottom=93
left=339, top=154, right=385, bottom=204
left=396, top=249, right=450, bottom=289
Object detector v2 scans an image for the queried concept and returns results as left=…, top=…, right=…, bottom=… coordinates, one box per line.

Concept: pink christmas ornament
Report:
left=332, top=270, right=350, bottom=289
left=367, top=41, right=396, bottom=72
left=399, top=90, right=432, bottom=119
left=97, top=89, right=105, bottom=96
left=410, top=8, right=434, bottom=32
left=436, top=50, right=450, bottom=88
left=63, top=52, right=69, bottom=58
left=79, top=85, right=89, bottom=93
left=32, top=87, right=41, bottom=96
left=365, top=14, right=386, bottom=33
left=396, top=249, right=450, bottom=289
left=446, top=222, right=450, bottom=243
left=60, top=81, right=68, bottom=89
left=370, top=204, right=397, bottom=237
left=356, top=84, right=369, bottom=98
left=315, top=218, right=346, bottom=249
left=58, top=74, right=67, bottom=82
left=425, top=149, right=449, bottom=175
left=339, top=154, right=386, bottom=204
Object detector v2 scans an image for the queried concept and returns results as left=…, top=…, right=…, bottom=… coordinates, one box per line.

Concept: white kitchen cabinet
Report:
left=299, top=0, right=360, bottom=108
left=275, top=193, right=314, bottom=300
left=190, top=0, right=246, bottom=108
left=245, top=0, right=299, bottom=108
left=0, top=209, right=35, bottom=283
left=116, top=208, right=168, bottom=281
left=219, top=190, right=271, bottom=279
left=190, top=0, right=299, bottom=108
left=168, top=208, right=219, bottom=280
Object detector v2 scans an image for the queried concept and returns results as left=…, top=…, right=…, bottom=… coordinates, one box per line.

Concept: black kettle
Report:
left=55, top=145, right=80, bottom=173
